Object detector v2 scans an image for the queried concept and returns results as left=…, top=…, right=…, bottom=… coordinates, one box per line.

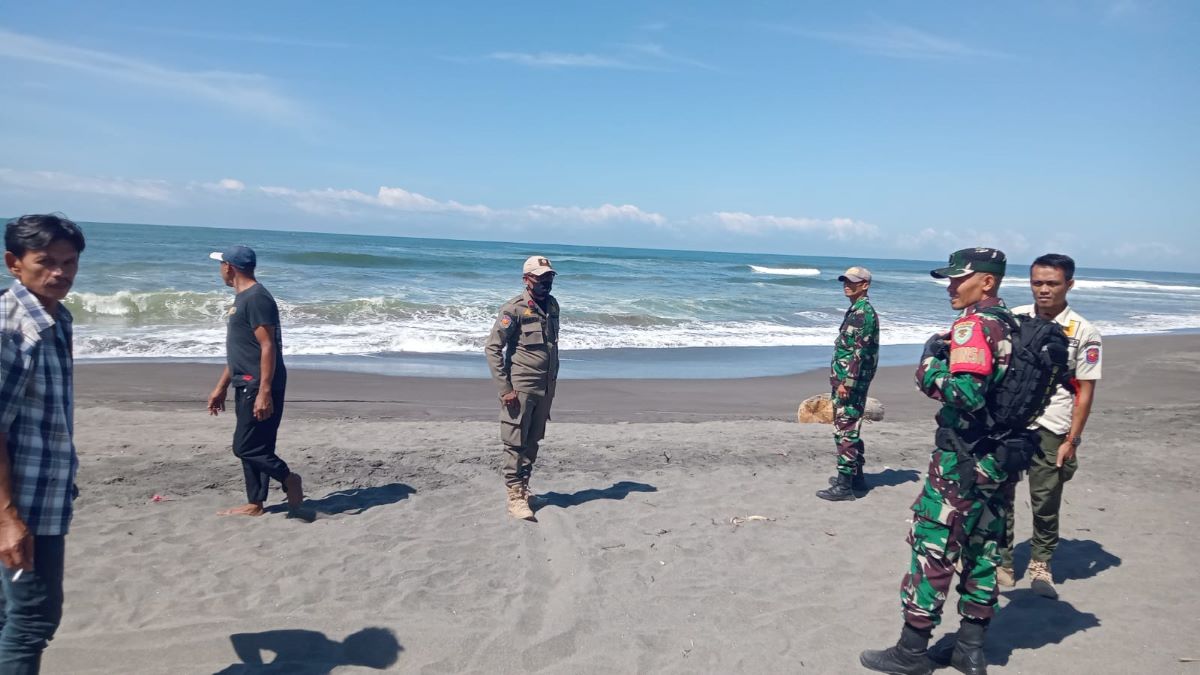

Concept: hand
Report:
left=922, top=333, right=949, bottom=361
left=207, top=387, right=228, bottom=416
left=253, top=391, right=274, bottom=421
left=1056, top=440, right=1076, bottom=468
left=500, top=391, right=520, bottom=412
left=0, top=509, right=33, bottom=572
left=836, top=383, right=849, bottom=400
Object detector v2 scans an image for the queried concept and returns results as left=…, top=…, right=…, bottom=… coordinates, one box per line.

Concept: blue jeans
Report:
left=0, top=535, right=66, bottom=675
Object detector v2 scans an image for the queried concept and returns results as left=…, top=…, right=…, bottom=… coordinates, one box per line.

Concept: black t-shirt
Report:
left=226, top=284, right=286, bottom=390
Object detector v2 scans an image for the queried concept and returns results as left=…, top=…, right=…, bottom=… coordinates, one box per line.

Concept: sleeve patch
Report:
left=500, top=315, right=512, bottom=328
left=949, top=316, right=994, bottom=375
left=952, top=322, right=974, bottom=345
left=1085, top=346, right=1100, bottom=364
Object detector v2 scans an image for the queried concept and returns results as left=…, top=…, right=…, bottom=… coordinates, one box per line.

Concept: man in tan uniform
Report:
left=998, top=253, right=1101, bottom=599
left=484, top=255, right=560, bottom=520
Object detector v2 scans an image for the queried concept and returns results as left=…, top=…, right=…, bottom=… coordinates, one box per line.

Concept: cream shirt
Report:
left=1013, top=304, right=1102, bottom=436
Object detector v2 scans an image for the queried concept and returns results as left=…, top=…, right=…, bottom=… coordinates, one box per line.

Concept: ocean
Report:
left=63, top=221, right=1200, bottom=379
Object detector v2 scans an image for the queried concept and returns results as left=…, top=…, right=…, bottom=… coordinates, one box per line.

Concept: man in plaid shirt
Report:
left=0, top=214, right=85, bottom=673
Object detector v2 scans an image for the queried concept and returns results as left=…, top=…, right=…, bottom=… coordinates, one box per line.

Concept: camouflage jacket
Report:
left=484, top=291, right=560, bottom=398
left=915, top=296, right=1013, bottom=481
left=830, top=296, right=879, bottom=393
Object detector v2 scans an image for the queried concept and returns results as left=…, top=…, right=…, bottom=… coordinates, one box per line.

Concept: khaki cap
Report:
left=523, top=255, right=555, bottom=276
left=838, top=266, right=872, bottom=283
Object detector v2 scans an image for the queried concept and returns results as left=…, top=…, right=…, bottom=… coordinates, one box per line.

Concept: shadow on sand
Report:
left=266, top=483, right=416, bottom=519
left=981, top=589, right=1102, bottom=666
left=214, top=626, right=402, bottom=674
left=863, top=468, right=920, bottom=492
left=1007, top=537, right=1122, bottom=584
left=534, top=480, right=657, bottom=511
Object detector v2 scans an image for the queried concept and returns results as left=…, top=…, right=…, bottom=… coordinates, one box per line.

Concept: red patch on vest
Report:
left=948, top=316, right=993, bottom=376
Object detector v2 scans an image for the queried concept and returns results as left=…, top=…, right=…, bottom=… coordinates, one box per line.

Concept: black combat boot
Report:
left=816, top=472, right=856, bottom=501
left=827, top=465, right=867, bottom=491
left=929, top=619, right=988, bottom=674
left=860, top=623, right=934, bottom=675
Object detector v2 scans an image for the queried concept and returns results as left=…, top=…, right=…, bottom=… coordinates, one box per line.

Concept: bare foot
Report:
left=218, top=503, right=265, bottom=517
left=284, top=473, right=304, bottom=510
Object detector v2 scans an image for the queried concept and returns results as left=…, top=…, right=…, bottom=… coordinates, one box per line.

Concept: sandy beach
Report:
left=40, top=334, right=1200, bottom=673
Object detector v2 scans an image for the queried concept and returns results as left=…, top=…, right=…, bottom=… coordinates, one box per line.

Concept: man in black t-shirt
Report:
left=206, top=246, right=305, bottom=517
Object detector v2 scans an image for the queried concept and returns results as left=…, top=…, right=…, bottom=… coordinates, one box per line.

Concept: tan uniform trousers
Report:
left=501, top=391, right=553, bottom=487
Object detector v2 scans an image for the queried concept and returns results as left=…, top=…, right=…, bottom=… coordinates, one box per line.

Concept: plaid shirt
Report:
left=0, top=282, right=77, bottom=536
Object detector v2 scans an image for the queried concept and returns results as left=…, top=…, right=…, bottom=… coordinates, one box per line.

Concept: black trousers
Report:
left=232, top=386, right=290, bottom=504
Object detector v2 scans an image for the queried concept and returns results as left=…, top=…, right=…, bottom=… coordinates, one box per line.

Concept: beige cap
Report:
left=838, top=266, right=872, bottom=283
left=523, top=255, right=555, bottom=276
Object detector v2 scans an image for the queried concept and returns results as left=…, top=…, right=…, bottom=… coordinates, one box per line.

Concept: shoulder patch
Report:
left=1085, top=346, right=1100, bottom=364
left=952, top=322, right=974, bottom=346
left=949, top=316, right=993, bottom=376
left=500, top=315, right=512, bottom=328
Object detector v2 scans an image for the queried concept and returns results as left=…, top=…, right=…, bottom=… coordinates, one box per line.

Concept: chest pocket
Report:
left=519, top=320, right=545, bottom=347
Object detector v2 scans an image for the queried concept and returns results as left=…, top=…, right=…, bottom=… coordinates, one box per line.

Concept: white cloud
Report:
left=261, top=184, right=494, bottom=217
left=130, top=26, right=356, bottom=49
left=714, top=211, right=878, bottom=240
left=199, top=178, right=245, bottom=192
left=0, top=27, right=311, bottom=127
left=0, top=168, right=172, bottom=202
left=260, top=181, right=670, bottom=226
left=1107, top=240, right=1178, bottom=258
left=487, top=43, right=713, bottom=72
left=527, top=203, right=666, bottom=225
left=488, top=51, right=635, bottom=69
left=776, top=20, right=1009, bottom=60
left=896, top=227, right=1030, bottom=257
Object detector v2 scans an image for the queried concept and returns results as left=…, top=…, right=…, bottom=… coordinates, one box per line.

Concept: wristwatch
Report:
left=1069, top=436, right=1083, bottom=448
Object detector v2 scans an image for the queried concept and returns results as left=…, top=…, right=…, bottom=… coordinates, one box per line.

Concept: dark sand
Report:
left=44, top=333, right=1200, bottom=673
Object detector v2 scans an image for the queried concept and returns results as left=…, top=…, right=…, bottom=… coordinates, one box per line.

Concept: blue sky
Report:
left=1, top=1, right=1196, bottom=270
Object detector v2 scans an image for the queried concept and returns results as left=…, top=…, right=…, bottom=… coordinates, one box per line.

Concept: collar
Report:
left=7, top=281, right=72, bottom=331
left=962, top=296, right=1006, bottom=317
left=522, top=290, right=550, bottom=316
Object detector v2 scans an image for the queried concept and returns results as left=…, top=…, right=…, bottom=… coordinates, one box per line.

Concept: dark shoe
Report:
left=929, top=619, right=988, bottom=674
left=860, top=624, right=933, bottom=675
left=827, top=471, right=868, bottom=491
left=816, top=473, right=856, bottom=501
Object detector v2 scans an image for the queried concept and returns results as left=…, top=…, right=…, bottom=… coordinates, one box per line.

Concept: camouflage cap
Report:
left=930, top=247, right=1007, bottom=279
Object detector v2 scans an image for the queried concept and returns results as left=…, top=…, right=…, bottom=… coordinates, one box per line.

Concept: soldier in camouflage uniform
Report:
left=484, top=255, right=560, bottom=520
left=861, top=248, right=1012, bottom=675
left=816, top=266, right=879, bottom=501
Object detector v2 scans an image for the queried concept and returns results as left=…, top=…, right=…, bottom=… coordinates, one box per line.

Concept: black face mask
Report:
left=530, top=278, right=553, bottom=298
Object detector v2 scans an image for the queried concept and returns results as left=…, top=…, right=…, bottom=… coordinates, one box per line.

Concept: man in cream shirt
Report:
left=1000, top=253, right=1101, bottom=599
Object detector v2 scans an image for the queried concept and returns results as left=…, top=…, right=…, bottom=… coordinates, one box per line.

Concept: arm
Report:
left=252, top=325, right=277, bottom=421
left=484, top=309, right=519, bottom=399
left=1057, top=379, right=1096, bottom=466
left=208, top=366, right=232, bottom=415
left=0, top=432, right=34, bottom=572
left=0, top=333, right=34, bottom=570
left=916, top=358, right=989, bottom=411
left=915, top=315, right=995, bottom=411
left=843, top=305, right=877, bottom=391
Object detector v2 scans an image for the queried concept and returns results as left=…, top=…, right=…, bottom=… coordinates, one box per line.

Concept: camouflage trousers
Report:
left=901, top=448, right=1010, bottom=631
left=832, top=392, right=866, bottom=475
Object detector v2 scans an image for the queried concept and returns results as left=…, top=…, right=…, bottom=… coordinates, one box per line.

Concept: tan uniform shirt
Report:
left=1013, top=304, right=1102, bottom=436
left=484, top=291, right=560, bottom=397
